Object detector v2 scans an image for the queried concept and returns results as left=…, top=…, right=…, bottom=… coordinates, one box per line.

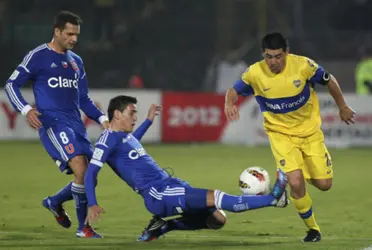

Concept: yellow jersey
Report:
left=239, top=54, right=325, bottom=137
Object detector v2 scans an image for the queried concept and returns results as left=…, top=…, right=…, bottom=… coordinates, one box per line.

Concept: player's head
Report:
left=53, top=11, right=82, bottom=51
left=261, top=32, right=289, bottom=74
left=108, top=95, right=138, bottom=133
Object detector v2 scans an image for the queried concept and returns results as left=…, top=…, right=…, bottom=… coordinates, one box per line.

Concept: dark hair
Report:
left=54, top=11, right=82, bottom=30
left=108, top=95, right=138, bottom=121
left=261, top=32, right=288, bottom=52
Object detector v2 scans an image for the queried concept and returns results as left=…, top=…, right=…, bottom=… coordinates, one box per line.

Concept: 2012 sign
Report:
left=167, top=106, right=221, bottom=127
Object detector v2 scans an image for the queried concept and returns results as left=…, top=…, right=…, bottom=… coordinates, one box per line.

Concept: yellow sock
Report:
left=291, top=191, right=320, bottom=232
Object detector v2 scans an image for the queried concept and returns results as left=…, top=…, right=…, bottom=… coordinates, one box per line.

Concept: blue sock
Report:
left=50, top=182, right=73, bottom=205
left=71, top=183, right=88, bottom=231
left=214, top=190, right=275, bottom=212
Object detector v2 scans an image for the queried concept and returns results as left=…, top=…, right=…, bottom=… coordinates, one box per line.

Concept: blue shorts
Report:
left=143, top=178, right=213, bottom=218
left=39, top=124, right=93, bottom=174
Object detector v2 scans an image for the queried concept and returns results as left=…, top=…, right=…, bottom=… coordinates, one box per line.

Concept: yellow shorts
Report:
left=267, top=130, right=333, bottom=180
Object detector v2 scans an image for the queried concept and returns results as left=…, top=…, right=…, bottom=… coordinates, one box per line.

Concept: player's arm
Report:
left=84, top=131, right=115, bottom=224
left=225, top=67, right=255, bottom=121
left=306, top=59, right=355, bottom=125
left=78, top=62, right=109, bottom=128
left=132, top=104, right=161, bottom=140
left=4, top=52, right=42, bottom=129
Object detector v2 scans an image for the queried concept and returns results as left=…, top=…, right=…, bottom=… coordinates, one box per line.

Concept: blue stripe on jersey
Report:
left=309, top=66, right=324, bottom=83
left=255, top=83, right=310, bottom=114
left=233, top=79, right=254, bottom=96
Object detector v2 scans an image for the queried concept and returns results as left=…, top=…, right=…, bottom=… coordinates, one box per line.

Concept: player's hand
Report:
left=224, top=104, right=240, bottom=121
left=147, top=104, right=162, bottom=122
left=26, top=108, right=42, bottom=130
left=101, top=121, right=109, bottom=130
left=86, top=205, right=105, bottom=225
left=339, top=106, right=355, bottom=125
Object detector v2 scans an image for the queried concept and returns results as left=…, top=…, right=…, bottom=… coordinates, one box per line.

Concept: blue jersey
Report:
left=4, top=43, right=105, bottom=131
left=85, top=119, right=171, bottom=206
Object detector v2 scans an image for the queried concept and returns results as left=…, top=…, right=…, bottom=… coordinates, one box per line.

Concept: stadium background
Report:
left=1, top=1, right=372, bottom=250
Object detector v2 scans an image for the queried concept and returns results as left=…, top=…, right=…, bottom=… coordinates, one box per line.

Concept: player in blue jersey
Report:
left=84, top=95, right=289, bottom=241
left=4, top=11, right=108, bottom=238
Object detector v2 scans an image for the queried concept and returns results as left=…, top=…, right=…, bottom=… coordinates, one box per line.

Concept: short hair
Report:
left=54, top=11, right=82, bottom=30
left=261, top=32, right=288, bottom=52
left=108, top=95, right=138, bottom=121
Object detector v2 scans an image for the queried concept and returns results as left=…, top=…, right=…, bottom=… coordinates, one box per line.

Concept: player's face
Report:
left=119, top=104, right=138, bottom=133
left=263, top=49, right=288, bottom=74
left=54, top=23, right=80, bottom=50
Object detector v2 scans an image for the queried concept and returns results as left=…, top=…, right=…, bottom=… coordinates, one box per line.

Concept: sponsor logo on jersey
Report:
left=128, top=147, right=146, bottom=160
left=256, top=84, right=310, bottom=114
left=264, top=95, right=306, bottom=111
left=48, top=76, right=78, bottom=88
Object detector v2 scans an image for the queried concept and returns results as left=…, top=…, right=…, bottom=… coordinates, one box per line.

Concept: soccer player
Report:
left=84, top=95, right=289, bottom=241
left=224, top=32, right=355, bottom=242
left=4, top=11, right=108, bottom=238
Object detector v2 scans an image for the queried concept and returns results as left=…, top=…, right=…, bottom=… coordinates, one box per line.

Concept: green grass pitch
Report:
left=1, top=141, right=372, bottom=250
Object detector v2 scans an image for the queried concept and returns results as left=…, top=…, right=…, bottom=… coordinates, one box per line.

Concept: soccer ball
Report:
left=239, top=166, right=270, bottom=195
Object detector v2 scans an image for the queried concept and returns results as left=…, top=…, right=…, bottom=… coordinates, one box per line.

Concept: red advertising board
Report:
left=162, top=92, right=246, bottom=142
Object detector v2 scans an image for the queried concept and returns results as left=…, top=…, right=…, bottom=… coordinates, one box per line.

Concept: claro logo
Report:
left=48, top=76, right=78, bottom=89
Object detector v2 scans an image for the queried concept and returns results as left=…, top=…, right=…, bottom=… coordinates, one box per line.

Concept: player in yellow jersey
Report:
left=224, top=32, right=355, bottom=242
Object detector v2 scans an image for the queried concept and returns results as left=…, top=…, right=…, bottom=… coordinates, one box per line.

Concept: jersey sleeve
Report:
left=304, top=58, right=327, bottom=85
left=4, top=51, right=40, bottom=115
left=77, top=58, right=108, bottom=124
left=233, top=66, right=254, bottom=96
left=85, top=130, right=116, bottom=206
left=132, top=118, right=152, bottom=141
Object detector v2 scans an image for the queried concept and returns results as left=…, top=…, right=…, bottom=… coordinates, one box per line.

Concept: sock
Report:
left=291, top=191, right=320, bottom=232
left=214, top=190, right=275, bottom=212
left=71, top=183, right=88, bottom=231
left=50, top=182, right=73, bottom=205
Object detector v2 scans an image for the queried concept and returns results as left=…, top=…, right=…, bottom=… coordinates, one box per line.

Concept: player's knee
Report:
left=313, top=179, right=332, bottom=191
left=207, top=210, right=227, bottom=230
left=287, top=170, right=305, bottom=191
left=69, top=155, right=88, bottom=184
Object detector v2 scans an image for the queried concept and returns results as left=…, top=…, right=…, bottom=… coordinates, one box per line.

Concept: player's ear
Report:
left=113, top=110, right=121, bottom=120
left=54, top=28, right=61, bottom=37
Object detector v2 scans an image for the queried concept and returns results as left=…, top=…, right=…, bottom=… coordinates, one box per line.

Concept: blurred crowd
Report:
left=0, top=0, right=371, bottom=92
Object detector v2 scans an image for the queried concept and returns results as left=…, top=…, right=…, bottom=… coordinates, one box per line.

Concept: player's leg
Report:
left=138, top=209, right=227, bottom=242
left=39, top=128, right=72, bottom=229
left=139, top=172, right=287, bottom=242
left=166, top=208, right=227, bottom=232
left=207, top=171, right=287, bottom=213
left=267, top=131, right=321, bottom=242
left=43, top=126, right=101, bottom=238
left=183, top=170, right=287, bottom=214
left=303, top=130, right=333, bottom=191
left=299, top=130, right=333, bottom=242
left=67, top=134, right=102, bottom=238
